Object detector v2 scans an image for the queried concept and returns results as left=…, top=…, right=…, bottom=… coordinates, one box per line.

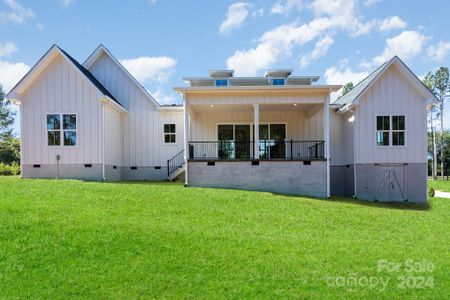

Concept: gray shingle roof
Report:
left=332, top=59, right=391, bottom=107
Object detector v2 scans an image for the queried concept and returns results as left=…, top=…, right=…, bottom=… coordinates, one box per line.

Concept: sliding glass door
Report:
left=255, top=124, right=286, bottom=159
left=218, top=123, right=286, bottom=159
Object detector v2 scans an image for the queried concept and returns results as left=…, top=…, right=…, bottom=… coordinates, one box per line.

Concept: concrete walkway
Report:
left=434, top=190, right=450, bottom=199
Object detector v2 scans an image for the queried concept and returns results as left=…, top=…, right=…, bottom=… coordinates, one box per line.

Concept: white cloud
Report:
left=0, top=0, right=35, bottom=24
left=363, top=0, right=381, bottom=6
left=0, top=60, right=30, bottom=93
left=0, top=42, right=18, bottom=57
left=151, top=89, right=177, bottom=105
left=427, top=41, right=450, bottom=61
left=219, top=2, right=253, bottom=35
left=270, top=0, right=302, bottom=15
left=148, top=0, right=157, bottom=5
left=119, top=56, right=177, bottom=84
left=379, top=16, right=406, bottom=32
left=325, top=59, right=370, bottom=101
left=58, top=0, right=75, bottom=6
left=299, top=36, right=334, bottom=68
left=36, top=23, right=44, bottom=31
left=227, top=0, right=373, bottom=75
left=325, top=59, right=370, bottom=85
left=367, top=31, right=428, bottom=67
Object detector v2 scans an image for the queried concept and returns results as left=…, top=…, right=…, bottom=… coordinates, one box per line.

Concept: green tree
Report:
left=0, top=84, right=20, bottom=165
left=341, top=82, right=354, bottom=97
left=0, top=84, right=15, bottom=139
left=434, top=67, right=449, bottom=180
left=423, top=72, right=437, bottom=180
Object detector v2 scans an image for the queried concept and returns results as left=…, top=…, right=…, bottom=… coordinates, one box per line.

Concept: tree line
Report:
left=0, top=84, right=20, bottom=175
left=422, top=67, right=449, bottom=180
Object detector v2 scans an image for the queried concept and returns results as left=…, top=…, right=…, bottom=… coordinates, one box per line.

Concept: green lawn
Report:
left=0, top=177, right=448, bottom=299
left=428, top=179, right=450, bottom=192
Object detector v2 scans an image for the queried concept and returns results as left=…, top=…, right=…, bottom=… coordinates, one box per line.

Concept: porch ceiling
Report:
left=190, top=103, right=318, bottom=113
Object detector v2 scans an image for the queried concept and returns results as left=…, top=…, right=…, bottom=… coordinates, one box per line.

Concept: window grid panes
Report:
left=376, top=115, right=405, bottom=146
left=164, top=124, right=176, bottom=143
left=376, top=116, right=390, bottom=146
left=272, top=78, right=285, bottom=86
left=392, top=115, right=405, bottom=146
left=47, top=114, right=76, bottom=146
left=215, top=79, right=228, bottom=87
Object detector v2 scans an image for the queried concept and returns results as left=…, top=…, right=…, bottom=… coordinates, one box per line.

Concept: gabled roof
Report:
left=7, top=44, right=124, bottom=110
left=332, top=56, right=439, bottom=108
left=83, top=44, right=160, bottom=107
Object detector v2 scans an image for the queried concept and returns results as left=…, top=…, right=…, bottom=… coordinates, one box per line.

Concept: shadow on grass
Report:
left=38, top=178, right=431, bottom=211
left=263, top=190, right=431, bottom=211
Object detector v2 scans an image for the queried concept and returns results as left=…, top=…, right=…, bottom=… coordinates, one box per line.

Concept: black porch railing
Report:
left=167, top=149, right=185, bottom=177
left=188, top=140, right=324, bottom=160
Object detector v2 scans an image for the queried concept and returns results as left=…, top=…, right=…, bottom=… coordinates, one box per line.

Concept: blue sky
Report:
left=1, top=0, right=450, bottom=131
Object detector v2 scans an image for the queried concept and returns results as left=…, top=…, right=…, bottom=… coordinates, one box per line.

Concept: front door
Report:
left=235, top=125, right=251, bottom=159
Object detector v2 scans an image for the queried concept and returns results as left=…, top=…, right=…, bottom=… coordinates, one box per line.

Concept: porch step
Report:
left=167, top=165, right=185, bottom=182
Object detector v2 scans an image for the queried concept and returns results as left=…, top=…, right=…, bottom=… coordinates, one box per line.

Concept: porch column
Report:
left=183, top=95, right=189, bottom=187
left=253, top=103, right=259, bottom=159
left=323, top=94, right=330, bottom=198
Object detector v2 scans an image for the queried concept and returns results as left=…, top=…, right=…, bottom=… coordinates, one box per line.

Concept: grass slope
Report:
left=0, top=177, right=448, bottom=299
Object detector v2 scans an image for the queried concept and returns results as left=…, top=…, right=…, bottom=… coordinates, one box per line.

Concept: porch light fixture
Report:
left=210, top=105, right=214, bottom=107
left=294, top=104, right=297, bottom=106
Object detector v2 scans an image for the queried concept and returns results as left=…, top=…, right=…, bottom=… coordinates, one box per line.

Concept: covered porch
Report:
left=187, top=102, right=327, bottom=161
left=178, top=86, right=336, bottom=198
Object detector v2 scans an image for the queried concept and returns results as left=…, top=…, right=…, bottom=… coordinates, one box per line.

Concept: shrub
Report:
left=428, top=188, right=435, bottom=198
left=0, top=162, right=20, bottom=176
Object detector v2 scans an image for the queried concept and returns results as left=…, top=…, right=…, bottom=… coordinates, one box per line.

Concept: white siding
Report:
left=104, top=105, right=123, bottom=166
left=190, top=110, right=324, bottom=141
left=88, top=53, right=184, bottom=166
left=354, top=65, right=427, bottom=164
left=188, top=93, right=326, bottom=106
left=330, top=110, right=354, bottom=166
left=21, top=55, right=103, bottom=165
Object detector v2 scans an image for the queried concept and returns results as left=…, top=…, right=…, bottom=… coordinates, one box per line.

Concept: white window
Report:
left=47, top=114, right=77, bottom=146
left=376, top=116, right=390, bottom=146
left=164, top=124, right=176, bottom=143
left=376, top=115, right=405, bottom=146
left=392, top=115, right=405, bottom=146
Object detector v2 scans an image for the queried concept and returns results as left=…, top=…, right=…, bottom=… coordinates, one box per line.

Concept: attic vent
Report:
left=33, top=164, right=41, bottom=168
left=84, top=164, right=92, bottom=168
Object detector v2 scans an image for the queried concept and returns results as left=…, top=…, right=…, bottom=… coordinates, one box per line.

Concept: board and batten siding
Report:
left=354, top=65, right=427, bottom=164
left=329, top=110, right=354, bottom=166
left=190, top=110, right=324, bottom=141
left=103, top=105, right=123, bottom=166
left=88, top=52, right=184, bottom=167
left=187, top=93, right=327, bottom=106
left=21, top=55, right=103, bottom=165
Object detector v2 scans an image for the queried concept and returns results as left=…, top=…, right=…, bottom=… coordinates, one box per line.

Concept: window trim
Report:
left=46, top=113, right=78, bottom=147
left=375, top=115, right=407, bottom=148
left=163, top=123, right=177, bottom=145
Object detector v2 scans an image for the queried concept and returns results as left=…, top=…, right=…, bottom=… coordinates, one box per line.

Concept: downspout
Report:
left=325, top=92, right=331, bottom=198
left=352, top=107, right=357, bottom=199
left=101, top=99, right=107, bottom=181
left=183, top=94, right=189, bottom=187
left=17, top=99, right=24, bottom=178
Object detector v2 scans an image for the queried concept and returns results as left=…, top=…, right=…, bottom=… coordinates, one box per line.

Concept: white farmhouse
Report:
left=7, top=45, right=436, bottom=203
